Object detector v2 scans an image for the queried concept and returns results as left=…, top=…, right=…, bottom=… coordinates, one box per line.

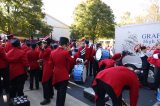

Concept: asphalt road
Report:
left=68, top=76, right=157, bottom=106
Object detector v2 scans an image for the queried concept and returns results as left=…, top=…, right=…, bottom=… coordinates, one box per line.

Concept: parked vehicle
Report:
left=114, top=23, right=160, bottom=82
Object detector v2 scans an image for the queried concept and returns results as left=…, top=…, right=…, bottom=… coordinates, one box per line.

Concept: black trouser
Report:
left=142, top=68, right=149, bottom=86
left=154, top=67, right=160, bottom=89
left=29, top=70, right=39, bottom=89
left=9, top=74, right=26, bottom=98
left=39, top=67, right=43, bottom=82
left=93, top=79, right=122, bottom=106
left=89, top=61, right=93, bottom=76
left=54, top=80, right=68, bottom=106
left=93, top=59, right=99, bottom=78
left=42, top=79, right=54, bottom=100
left=0, top=68, right=9, bottom=94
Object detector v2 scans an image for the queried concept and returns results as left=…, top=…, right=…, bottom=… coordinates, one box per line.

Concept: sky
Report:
left=42, top=0, right=151, bottom=25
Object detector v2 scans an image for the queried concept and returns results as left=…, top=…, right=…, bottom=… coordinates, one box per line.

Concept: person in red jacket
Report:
left=98, top=59, right=116, bottom=71
left=21, top=40, right=31, bottom=53
left=89, top=44, right=96, bottom=76
left=0, top=44, right=9, bottom=94
left=153, top=42, right=160, bottom=54
left=77, top=40, right=90, bottom=65
left=5, top=34, right=14, bottom=53
left=76, top=40, right=90, bottom=75
left=92, top=66, right=140, bottom=106
left=50, top=37, right=75, bottom=106
left=153, top=42, right=160, bottom=89
left=6, top=38, right=29, bottom=98
left=148, top=53, right=160, bottom=90
left=147, top=42, right=160, bottom=90
left=36, top=41, right=43, bottom=81
left=27, top=43, right=40, bottom=90
left=39, top=38, right=54, bottom=105
left=111, top=51, right=129, bottom=66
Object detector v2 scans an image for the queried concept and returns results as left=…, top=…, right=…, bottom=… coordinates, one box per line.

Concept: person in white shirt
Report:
left=136, top=46, right=150, bottom=86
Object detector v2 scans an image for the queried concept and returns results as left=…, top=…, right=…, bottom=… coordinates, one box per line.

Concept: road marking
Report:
left=69, top=81, right=87, bottom=89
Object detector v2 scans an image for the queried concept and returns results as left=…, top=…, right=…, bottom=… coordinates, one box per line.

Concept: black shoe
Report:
left=50, top=96, right=53, bottom=99
left=29, top=88, right=33, bottom=90
left=40, top=99, right=50, bottom=105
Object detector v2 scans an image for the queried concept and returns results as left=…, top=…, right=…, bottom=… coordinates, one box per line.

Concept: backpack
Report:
left=101, top=49, right=110, bottom=60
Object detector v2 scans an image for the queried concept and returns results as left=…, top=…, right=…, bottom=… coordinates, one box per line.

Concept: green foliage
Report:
left=0, top=0, right=53, bottom=37
left=71, top=0, right=115, bottom=41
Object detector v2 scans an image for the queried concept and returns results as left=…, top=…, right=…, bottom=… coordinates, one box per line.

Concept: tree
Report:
left=118, top=0, right=160, bottom=25
left=118, top=12, right=134, bottom=25
left=71, top=0, right=115, bottom=42
left=145, top=0, right=160, bottom=22
left=0, top=0, right=53, bottom=37
left=134, top=0, right=160, bottom=23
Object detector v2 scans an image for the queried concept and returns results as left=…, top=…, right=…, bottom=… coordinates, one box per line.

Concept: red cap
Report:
left=111, top=53, right=122, bottom=60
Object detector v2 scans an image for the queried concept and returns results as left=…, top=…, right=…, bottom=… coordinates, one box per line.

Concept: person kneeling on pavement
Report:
left=148, top=53, right=160, bottom=90
left=92, top=65, right=140, bottom=106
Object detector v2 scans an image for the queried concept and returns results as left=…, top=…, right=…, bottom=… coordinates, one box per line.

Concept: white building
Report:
left=44, top=14, right=70, bottom=41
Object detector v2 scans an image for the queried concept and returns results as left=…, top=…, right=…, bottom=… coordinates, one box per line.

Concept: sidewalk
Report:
left=24, top=82, right=89, bottom=106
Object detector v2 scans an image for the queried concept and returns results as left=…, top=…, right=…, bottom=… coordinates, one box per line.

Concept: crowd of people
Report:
left=0, top=34, right=160, bottom=106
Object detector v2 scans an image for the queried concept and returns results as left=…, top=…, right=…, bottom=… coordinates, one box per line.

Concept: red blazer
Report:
left=5, top=41, right=12, bottom=53
left=6, top=47, right=28, bottom=80
left=147, top=49, right=160, bottom=67
left=148, top=56, right=160, bottom=68
left=27, top=49, right=39, bottom=70
left=21, top=44, right=31, bottom=53
left=50, top=47, right=75, bottom=85
left=39, top=46, right=52, bottom=83
left=92, top=66, right=140, bottom=106
left=36, top=46, right=41, bottom=54
left=0, top=46, right=8, bottom=69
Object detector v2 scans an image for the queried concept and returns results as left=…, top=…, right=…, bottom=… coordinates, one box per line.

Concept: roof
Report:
left=45, top=13, right=69, bottom=28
